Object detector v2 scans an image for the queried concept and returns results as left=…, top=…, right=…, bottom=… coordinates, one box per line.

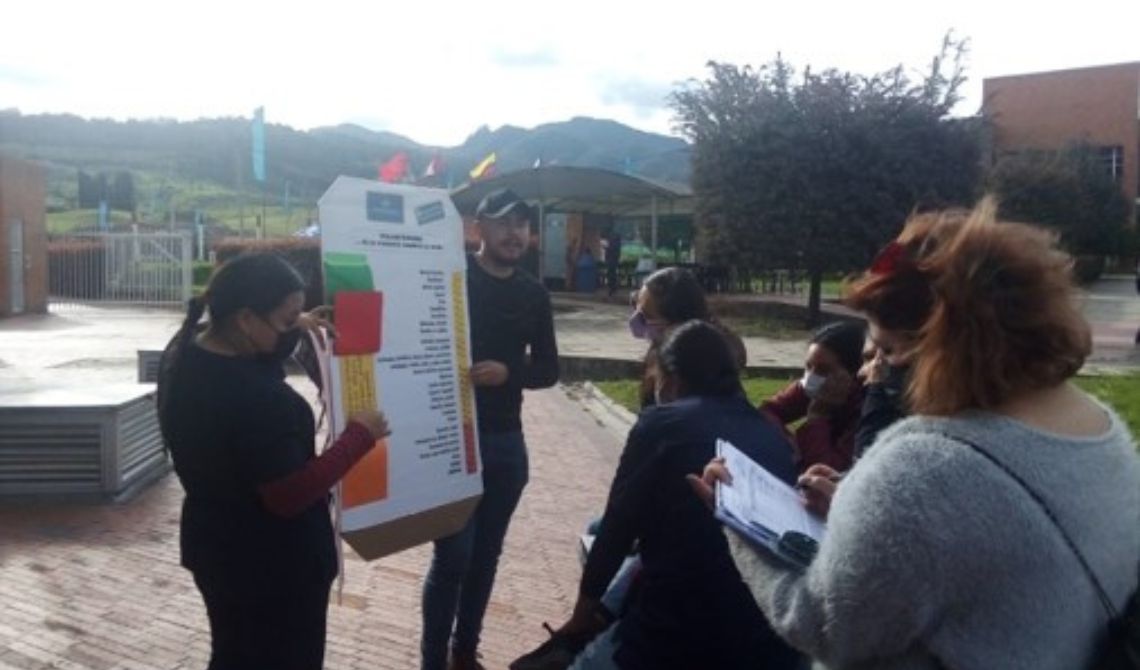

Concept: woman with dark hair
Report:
left=516, top=321, right=802, bottom=670
left=157, top=253, right=390, bottom=670
left=629, top=267, right=746, bottom=407
left=697, top=199, right=1140, bottom=669
left=760, top=321, right=867, bottom=473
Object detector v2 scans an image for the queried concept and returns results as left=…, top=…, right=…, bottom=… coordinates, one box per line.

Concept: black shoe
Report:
left=509, top=623, right=598, bottom=670
left=448, top=649, right=486, bottom=670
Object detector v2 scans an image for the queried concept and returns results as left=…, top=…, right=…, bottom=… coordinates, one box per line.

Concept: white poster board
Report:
left=318, top=177, right=481, bottom=560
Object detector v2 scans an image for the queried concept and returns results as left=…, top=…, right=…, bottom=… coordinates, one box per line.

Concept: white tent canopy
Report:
left=450, top=165, right=692, bottom=217
left=451, top=166, right=693, bottom=277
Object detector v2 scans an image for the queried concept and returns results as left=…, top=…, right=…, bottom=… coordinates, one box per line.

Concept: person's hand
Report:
left=807, top=368, right=854, bottom=418
left=348, top=409, right=391, bottom=441
left=858, top=348, right=888, bottom=385
left=471, top=361, right=509, bottom=387
left=297, top=306, right=337, bottom=348
left=556, top=596, right=611, bottom=636
left=686, top=457, right=732, bottom=509
left=797, top=463, right=842, bottom=519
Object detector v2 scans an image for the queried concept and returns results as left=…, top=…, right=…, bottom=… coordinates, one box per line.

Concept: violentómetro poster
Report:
left=318, top=176, right=481, bottom=560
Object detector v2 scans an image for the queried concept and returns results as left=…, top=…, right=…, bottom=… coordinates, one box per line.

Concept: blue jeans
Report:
left=585, top=518, right=641, bottom=616
left=421, top=431, right=529, bottom=670
left=569, top=622, right=621, bottom=670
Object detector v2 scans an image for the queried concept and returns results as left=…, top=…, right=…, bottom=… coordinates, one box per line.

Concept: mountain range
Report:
left=0, top=110, right=692, bottom=228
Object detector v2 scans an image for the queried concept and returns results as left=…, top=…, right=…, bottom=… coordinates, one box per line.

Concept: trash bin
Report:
left=575, top=251, right=598, bottom=293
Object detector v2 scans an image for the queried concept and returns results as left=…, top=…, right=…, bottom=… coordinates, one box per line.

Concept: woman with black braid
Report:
left=157, top=253, right=390, bottom=670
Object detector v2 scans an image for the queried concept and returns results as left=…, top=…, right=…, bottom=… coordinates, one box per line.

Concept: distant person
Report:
left=605, top=230, right=622, bottom=298
left=698, top=199, right=1140, bottom=669
left=157, top=254, right=390, bottom=670
left=760, top=321, right=866, bottom=473
left=514, top=321, right=803, bottom=670
left=421, top=188, right=559, bottom=670
left=1134, top=258, right=1140, bottom=344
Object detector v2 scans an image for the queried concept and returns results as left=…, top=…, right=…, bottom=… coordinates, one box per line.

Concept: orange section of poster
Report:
left=339, top=354, right=388, bottom=506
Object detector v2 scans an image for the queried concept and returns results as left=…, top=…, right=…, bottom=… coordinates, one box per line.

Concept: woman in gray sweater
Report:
left=702, top=198, right=1140, bottom=669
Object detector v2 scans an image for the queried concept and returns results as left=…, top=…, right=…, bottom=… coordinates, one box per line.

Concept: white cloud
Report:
left=1, top=0, right=1138, bottom=145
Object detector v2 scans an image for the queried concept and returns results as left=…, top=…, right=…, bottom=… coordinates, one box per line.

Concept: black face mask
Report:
left=883, top=363, right=910, bottom=394
left=256, top=316, right=303, bottom=365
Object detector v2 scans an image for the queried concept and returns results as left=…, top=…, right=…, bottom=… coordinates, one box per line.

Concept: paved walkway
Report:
left=3, top=274, right=1137, bottom=391
left=0, top=385, right=623, bottom=670
left=552, top=294, right=808, bottom=368
left=1, top=276, right=1139, bottom=669
left=553, top=277, right=1140, bottom=371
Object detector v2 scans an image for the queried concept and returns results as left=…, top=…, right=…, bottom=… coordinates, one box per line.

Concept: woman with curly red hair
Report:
left=698, top=198, right=1140, bottom=669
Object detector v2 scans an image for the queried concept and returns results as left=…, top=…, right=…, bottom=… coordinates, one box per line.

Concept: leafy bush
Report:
left=212, top=238, right=323, bottom=307
left=1073, top=255, right=1106, bottom=284
left=192, top=261, right=214, bottom=287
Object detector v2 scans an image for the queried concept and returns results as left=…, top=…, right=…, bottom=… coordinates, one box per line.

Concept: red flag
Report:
left=379, top=152, right=408, bottom=183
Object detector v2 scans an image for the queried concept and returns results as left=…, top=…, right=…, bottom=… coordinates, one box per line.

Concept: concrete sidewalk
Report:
left=0, top=385, right=623, bottom=670
left=2, top=278, right=1138, bottom=393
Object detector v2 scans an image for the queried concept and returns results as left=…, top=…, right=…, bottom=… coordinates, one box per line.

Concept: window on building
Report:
left=1097, top=145, right=1125, bottom=181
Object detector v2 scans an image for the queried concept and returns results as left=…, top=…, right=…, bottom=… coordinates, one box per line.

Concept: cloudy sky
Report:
left=2, top=0, right=1138, bottom=146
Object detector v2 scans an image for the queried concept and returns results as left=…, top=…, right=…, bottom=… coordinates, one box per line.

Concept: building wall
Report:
left=0, top=156, right=48, bottom=316
left=983, top=62, right=1140, bottom=207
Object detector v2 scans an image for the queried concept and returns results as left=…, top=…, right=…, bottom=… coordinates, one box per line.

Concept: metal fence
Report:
left=48, top=231, right=192, bottom=309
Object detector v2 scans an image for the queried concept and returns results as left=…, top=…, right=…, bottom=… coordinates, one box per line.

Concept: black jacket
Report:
left=582, top=394, right=803, bottom=669
left=159, top=343, right=336, bottom=587
left=466, top=257, right=559, bottom=433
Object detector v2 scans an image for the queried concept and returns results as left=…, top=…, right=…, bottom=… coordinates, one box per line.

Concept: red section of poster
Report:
left=463, top=422, right=477, bottom=474
left=334, top=291, right=383, bottom=356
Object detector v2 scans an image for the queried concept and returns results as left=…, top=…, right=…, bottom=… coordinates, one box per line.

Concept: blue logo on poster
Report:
left=366, top=192, right=405, bottom=223
left=415, top=201, right=446, bottom=226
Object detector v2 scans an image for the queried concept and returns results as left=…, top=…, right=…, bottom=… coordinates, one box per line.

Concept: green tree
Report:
left=988, top=144, right=1131, bottom=260
left=671, top=35, right=983, bottom=323
left=111, top=170, right=136, bottom=213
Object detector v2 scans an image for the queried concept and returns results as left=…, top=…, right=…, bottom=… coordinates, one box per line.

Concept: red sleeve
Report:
left=258, top=421, right=376, bottom=518
left=759, top=381, right=809, bottom=426
left=794, top=418, right=855, bottom=473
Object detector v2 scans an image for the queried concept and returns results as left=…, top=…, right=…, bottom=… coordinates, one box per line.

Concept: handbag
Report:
left=944, top=433, right=1140, bottom=669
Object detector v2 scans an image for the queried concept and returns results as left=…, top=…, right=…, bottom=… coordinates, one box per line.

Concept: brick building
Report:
left=0, top=155, right=48, bottom=316
left=982, top=62, right=1140, bottom=219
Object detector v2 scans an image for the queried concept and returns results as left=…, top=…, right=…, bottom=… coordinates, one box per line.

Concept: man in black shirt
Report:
left=422, top=188, right=559, bottom=670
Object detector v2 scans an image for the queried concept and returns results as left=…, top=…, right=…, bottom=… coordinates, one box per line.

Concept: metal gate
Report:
left=48, top=231, right=192, bottom=309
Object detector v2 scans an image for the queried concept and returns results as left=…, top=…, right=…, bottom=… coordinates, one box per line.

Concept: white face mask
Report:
left=800, top=371, right=827, bottom=399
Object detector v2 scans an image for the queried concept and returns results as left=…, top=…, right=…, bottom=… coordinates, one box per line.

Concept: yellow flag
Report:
left=469, top=152, right=497, bottom=180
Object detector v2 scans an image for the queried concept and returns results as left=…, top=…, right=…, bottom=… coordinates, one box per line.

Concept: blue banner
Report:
left=251, top=106, right=266, bottom=183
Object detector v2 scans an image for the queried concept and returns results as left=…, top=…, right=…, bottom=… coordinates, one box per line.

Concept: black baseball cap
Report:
left=475, top=188, right=530, bottom=220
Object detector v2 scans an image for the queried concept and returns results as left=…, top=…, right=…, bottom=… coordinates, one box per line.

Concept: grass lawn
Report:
left=1074, top=375, right=1140, bottom=437
left=720, top=317, right=813, bottom=340
left=594, top=376, right=795, bottom=415
left=48, top=204, right=311, bottom=237
left=594, top=375, right=1140, bottom=439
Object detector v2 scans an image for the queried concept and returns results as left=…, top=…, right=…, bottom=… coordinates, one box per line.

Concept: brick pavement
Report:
left=0, top=386, right=624, bottom=670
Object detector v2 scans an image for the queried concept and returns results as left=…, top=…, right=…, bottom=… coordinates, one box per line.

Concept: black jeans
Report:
left=194, top=571, right=332, bottom=670
left=420, top=431, right=529, bottom=670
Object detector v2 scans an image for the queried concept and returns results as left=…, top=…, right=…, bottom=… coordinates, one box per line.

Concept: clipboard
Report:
left=713, top=439, right=826, bottom=569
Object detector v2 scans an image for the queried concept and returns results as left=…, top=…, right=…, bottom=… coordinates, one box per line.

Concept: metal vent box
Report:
left=0, top=384, right=170, bottom=501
